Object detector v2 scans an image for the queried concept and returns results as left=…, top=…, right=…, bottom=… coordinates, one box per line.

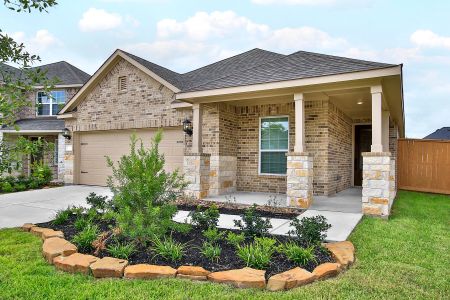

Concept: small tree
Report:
left=106, top=130, right=187, bottom=243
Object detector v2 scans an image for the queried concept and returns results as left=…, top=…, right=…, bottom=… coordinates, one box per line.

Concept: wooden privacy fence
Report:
left=397, top=138, right=450, bottom=195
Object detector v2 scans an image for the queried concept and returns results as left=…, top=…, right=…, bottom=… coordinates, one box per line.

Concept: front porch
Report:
left=183, top=83, right=401, bottom=218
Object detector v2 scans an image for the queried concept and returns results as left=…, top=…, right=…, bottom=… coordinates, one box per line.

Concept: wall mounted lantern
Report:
left=182, top=118, right=193, bottom=136
left=62, top=128, right=72, bottom=140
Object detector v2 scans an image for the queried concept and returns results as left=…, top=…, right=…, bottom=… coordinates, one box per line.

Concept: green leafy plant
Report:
left=74, top=216, right=91, bottom=232
left=107, top=131, right=187, bottom=243
left=200, top=242, right=221, bottom=262
left=226, top=231, right=246, bottom=248
left=1, top=181, right=14, bottom=193
left=52, top=208, right=71, bottom=225
left=288, top=216, right=331, bottom=245
left=202, top=227, right=225, bottom=244
left=189, top=204, right=220, bottom=230
left=72, top=224, right=99, bottom=252
left=30, top=161, right=53, bottom=185
left=13, top=183, right=26, bottom=191
left=107, top=242, right=136, bottom=260
left=234, top=204, right=272, bottom=237
left=236, top=237, right=277, bottom=270
left=151, top=235, right=185, bottom=262
left=86, top=192, right=111, bottom=212
left=278, top=242, right=316, bottom=266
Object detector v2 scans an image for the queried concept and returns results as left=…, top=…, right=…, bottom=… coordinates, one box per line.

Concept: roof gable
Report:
left=424, top=127, right=450, bottom=140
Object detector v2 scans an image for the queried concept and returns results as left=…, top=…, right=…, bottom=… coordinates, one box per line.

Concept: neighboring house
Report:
left=0, top=61, right=90, bottom=180
left=59, top=48, right=404, bottom=218
left=423, top=127, right=450, bottom=140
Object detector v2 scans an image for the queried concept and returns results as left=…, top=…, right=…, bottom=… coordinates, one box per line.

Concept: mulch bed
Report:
left=38, top=213, right=333, bottom=280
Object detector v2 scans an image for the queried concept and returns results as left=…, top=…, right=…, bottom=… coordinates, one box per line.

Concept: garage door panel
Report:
left=79, top=128, right=184, bottom=186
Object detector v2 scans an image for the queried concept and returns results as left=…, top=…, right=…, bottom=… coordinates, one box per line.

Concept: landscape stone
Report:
left=177, top=266, right=210, bottom=276
left=266, top=267, right=316, bottom=291
left=42, top=237, right=77, bottom=263
left=177, top=274, right=208, bottom=281
left=41, top=229, right=64, bottom=240
left=90, top=257, right=128, bottom=278
left=207, top=267, right=266, bottom=289
left=312, top=262, right=341, bottom=279
left=324, top=241, right=355, bottom=268
left=21, top=223, right=36, bottom=231
left=53, top=253, right=98, bottom=274
left=30, top=226, right=48, bottom=237
left=124, top=264, right=177, bottom=279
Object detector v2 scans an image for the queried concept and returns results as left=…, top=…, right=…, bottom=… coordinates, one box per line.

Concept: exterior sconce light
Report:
left=182, top=118, right=193, bottom=136
left=62, top=128, right=72, bottom=140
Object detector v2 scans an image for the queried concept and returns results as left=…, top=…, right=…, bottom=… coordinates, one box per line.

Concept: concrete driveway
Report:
left=0, top=185, right=112, bottom=229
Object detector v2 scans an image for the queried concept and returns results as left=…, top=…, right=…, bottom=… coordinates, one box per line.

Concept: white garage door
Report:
left=79, top=128, right=185, bottom=186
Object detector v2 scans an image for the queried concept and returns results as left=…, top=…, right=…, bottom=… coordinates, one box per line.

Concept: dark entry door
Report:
left=354, top=125, right=372, bottom=186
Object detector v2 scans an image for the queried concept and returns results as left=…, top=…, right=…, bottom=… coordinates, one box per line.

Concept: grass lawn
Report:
left=0, top=190, right=449, bottom=300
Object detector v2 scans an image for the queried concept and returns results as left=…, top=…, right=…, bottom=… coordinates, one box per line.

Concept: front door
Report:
left=354, top=125, right=372, bottom=186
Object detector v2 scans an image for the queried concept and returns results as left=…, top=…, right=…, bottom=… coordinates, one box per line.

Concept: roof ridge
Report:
left=183, top=48, right=286, bottom=91
left=291, top=50, right=396, bottom=67
left=119, top=49, right=181, bottom=75
left=181, top=48, right=281, bottom=76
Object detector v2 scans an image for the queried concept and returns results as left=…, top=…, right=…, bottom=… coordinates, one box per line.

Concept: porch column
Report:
left=361, top=85, right=393, bottom=218
left=287, top=93, right=313, bottom=209
left=294, top=93, right=305, bottom=153
left=184, top=103, right=210, bottom=199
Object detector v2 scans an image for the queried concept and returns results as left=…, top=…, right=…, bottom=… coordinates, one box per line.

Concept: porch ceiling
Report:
left=328, top=88, right=372, bottom=119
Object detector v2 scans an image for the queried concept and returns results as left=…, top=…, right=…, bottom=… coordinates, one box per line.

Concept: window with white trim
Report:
left=260, top=116, right=289, bottom=175
left=36, top=90, right=67, bottom=116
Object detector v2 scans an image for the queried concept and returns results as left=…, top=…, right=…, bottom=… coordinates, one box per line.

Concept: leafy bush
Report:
left=278, top=242, right=316, bottom=265
left=107, top=242, right=136, bottom=260
left=288, top=215, right=331, bottom=245
left=30, top=162, right=52, bottom=185
left=200, top=242, right=221, bottom=262
left=202, top=227, right=225, bottom=244
left=72, top=224, right=99, bottom=252
left=27, top=178, right=41, bottom=189
left=107, top=131, right=187, bottom=242
left=226, top=231, right=245, bottom=248
left=86, top=192, right=111, bottom=212
left=151, top=235, right=185, bottom=262
left=189, top=204, right=220, bottom=230
left=52, top=208, right=71, bottom=225
left=1, top=181, right=14, bottom=193
left=236, top=237, right=277, bottom=269
left=74, top=216, right=91, bottom=231
left=234, top=205, right=272, bottom=237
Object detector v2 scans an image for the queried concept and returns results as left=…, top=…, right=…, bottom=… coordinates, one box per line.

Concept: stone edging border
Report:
left=22, top=223, right=355, bottom=291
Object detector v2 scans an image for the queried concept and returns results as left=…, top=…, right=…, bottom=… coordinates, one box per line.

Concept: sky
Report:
left=1, top=0, right=449, bottom=138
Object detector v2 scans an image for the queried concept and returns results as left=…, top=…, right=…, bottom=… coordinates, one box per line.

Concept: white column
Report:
left=382, top=110, right=390, bottom=152
left=294, top=93, right=305, bottom=153
left=370, top=86, right=383, bottom=152
left=192, top=103, right=203, bottom=154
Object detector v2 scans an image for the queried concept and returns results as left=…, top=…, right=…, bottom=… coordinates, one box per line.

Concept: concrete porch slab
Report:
left=311, top=187, right=362, bottom=213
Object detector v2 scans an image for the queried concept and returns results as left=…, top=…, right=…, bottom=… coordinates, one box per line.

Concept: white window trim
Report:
left=258, top=115, right=289, bottom=176
left=36, top=90, right=66, bottom=116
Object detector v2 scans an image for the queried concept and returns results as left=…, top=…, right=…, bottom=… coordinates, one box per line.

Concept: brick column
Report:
left=183, top=153, right=210, bottom=199
left=57, top=133, right=66, bottom=182
left=362, top=152, right=393, bottom=218
left=286, top=152, right=313, bottom=209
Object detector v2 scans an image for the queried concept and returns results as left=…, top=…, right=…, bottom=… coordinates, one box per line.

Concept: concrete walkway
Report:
left=0, top=185, right=111, bottom=229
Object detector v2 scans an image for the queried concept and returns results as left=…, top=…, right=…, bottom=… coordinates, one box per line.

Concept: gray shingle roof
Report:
left=121, top=48, right=397, bottom=93
left=1, top=118, right=64, bottom=131
left=424, top=127, right=450, bottom=140
left=0, top=61, right=90, bottom=86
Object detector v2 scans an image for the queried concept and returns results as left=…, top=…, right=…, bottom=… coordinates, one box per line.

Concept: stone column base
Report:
left=362, top=152, right=393, bottom=218
left=286, top=152, right=313, bottom=209
left=183, top=153, right=211, bottom=199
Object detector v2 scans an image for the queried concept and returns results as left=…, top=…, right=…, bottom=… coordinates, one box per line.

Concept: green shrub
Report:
left=236, top=237, right=277, bottom=270
left=170, top=221, right=192, bottom=234
left=189, top=204, right=220, bottom=230
left=107, top=242, right=136, bottom=260
left=151, top=235, right=185, bottom=262
left=1, top=181, right=14, bottom=193
left=288, top=215, right=331, bottom=245
left=278, top=242, right=316, bottom=265
left=86, top=192, right=111, bottom=212
left=27, top=178, right=41, bottom=189
left=200, top=242, right=221, bottom=262
left=226, top=231, right=245, bottom=248
left=31, top=162, right=53, bottom=185
left=52, top=208, right=71, bottom=225
left=203, top=227, right=225, bottom=244
left=234, top=204, right=272, bottom=237
left=72, top=224, right=99, bottom=252
left=74, top=216, right=91, bottom=231
left=13, top=183, right=27, bottom=191
left=107, top=131, right=187, bottom=243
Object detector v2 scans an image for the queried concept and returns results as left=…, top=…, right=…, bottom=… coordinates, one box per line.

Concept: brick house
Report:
left=0, top=62, right=90, bottom=180
left=58, top=49, right=404, bottom=218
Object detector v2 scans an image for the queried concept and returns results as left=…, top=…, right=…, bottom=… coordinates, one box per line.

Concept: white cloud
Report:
left=410, top=30, right=450, bottom=49
left=10, top=29, right=60, bottom=53
left=79, top=8, right=123, bottom=32
left=252, top=0, right=336, bottom=4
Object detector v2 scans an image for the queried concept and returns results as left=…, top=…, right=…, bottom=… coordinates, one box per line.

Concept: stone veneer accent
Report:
left=209, top=155, right=237, bottom=196
left=286, top=153, right=313, bottom=208
left=183, top=153, right=211, bottom=199
left=362, top=152, right=393, bottom=218
left=57, top=133, right=65, bottom=181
